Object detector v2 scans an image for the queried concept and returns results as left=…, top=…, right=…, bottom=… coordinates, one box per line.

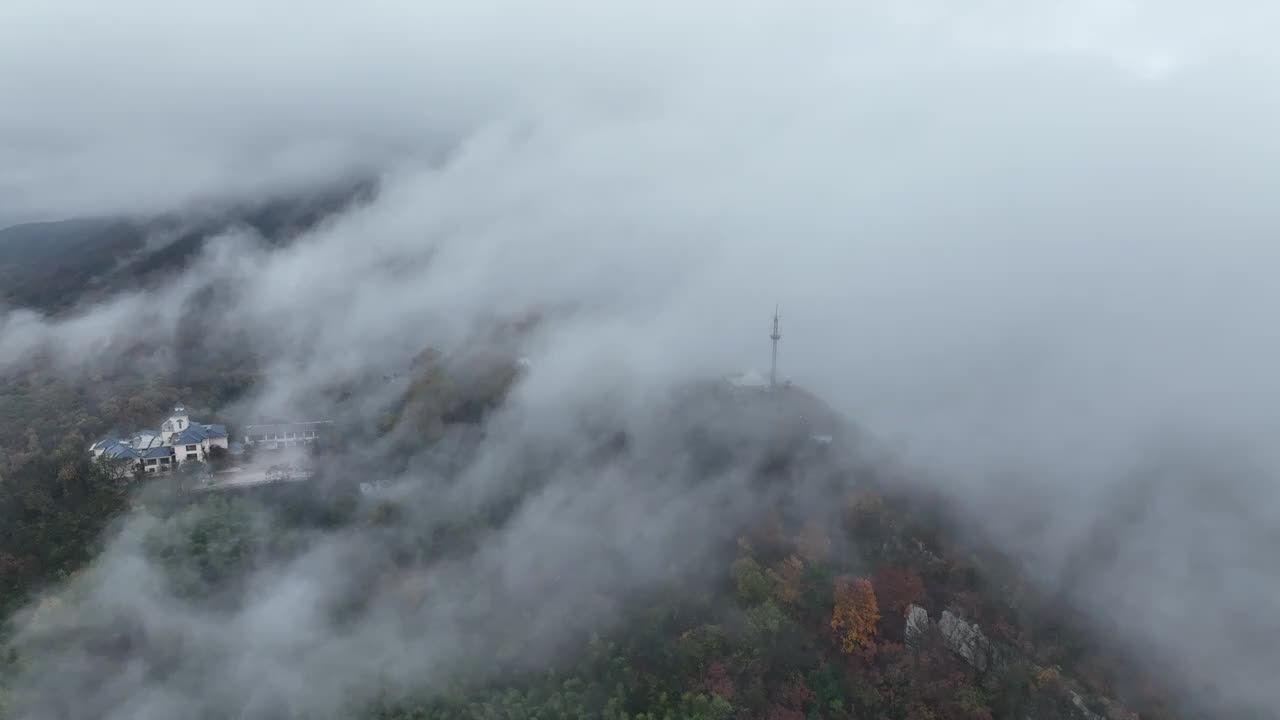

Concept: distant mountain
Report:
left=0, top=218, right=144, bottom=312
left=0, top=178, right=377, bottom=313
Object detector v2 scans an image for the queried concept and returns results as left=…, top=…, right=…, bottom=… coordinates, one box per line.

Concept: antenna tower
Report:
left=770, top=306, right=781, bottom=388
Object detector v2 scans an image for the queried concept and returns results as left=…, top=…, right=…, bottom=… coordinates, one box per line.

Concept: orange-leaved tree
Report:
left=831, top=575, right=880, bottom=655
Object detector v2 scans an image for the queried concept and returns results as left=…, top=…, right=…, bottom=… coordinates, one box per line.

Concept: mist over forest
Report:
left=2, top=2, right=1279, bottom=719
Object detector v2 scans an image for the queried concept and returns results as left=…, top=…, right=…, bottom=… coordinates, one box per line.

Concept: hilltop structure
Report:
left=725, top=307, right=790, bottom=392
left=770, top=305, right=781, bottom=388
left=89, top=404, right=229, bottom=473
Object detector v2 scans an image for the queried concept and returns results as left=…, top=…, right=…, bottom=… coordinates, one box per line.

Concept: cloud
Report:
left=4, top=0, right=1280, bottom=716
left=10, top=378, right=840, bottom=719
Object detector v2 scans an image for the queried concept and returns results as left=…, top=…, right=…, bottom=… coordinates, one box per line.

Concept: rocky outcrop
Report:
left=901, top=607, right=1117, bottom=717
left=904, top=604, right=930, bottom=648
left=901, top=606, right=992, bottom=671
left=938, top=610, right=992, bottom=671
left=1069, top=691, right=1105, bottom=720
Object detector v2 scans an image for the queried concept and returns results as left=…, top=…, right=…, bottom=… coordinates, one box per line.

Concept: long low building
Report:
left=242, top=420, right=334, bottom=450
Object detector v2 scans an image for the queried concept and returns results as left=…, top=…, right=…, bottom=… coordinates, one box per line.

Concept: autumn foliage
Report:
left=767, top=555, right=806, bottom=607
left=831, top=576, right=880, bottom=655
left=702, top=661, right=736, bottom=700
left=874, top=566, right=925, bottom=617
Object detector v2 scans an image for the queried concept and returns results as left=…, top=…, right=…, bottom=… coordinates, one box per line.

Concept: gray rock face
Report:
left=904, top=604, right=930, bottom=648
left=1069, top=691, right=1105, bottom=720
left=938, top=610, right=991, bottom=671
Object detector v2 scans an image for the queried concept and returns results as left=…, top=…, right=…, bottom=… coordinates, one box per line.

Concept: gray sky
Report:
left=5, top=1, right=1280, bottom=716
left=6, top=0, right=1278, bottom=474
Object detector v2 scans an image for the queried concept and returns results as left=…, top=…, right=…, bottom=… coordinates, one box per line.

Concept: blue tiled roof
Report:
left=129, top=430, right=164, bottom=450
left=172, top=428, right=199, bottom=444
left=94, top=411, right=227, bottom=463
left=100, top=441, right=141, bottom=460
left=174, top=423, right=228, bottom=444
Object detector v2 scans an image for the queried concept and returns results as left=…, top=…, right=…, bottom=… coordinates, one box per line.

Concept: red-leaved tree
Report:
left=874, top=567, right=925, bottom=617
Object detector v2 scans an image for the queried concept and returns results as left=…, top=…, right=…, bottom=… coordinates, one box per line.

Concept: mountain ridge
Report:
left=0, top=177, right=377, bottom=314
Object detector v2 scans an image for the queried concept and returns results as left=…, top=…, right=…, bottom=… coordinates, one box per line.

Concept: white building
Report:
left=90, top=403, right=229, bottom=473
left=89, top=439, right=168, bottom=473
left=164, top=405, right=230, bottom=463
left=159, top=404, right=192, bottom=444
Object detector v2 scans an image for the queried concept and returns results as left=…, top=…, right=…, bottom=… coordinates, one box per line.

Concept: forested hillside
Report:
left=0, top=348, right=1184, bottom=720
left=0, top=216, right=1196, bottom=719
left=0, top=356, right=251, bottom=618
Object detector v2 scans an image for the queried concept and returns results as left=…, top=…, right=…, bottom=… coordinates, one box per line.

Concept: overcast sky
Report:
left=5, top=0, right=1280, bottom=470
left=5, top=1, right=1280, bottom=715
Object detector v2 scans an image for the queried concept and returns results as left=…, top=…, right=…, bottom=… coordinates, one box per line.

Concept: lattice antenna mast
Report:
left=770, top=305, right=781, bottom=388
